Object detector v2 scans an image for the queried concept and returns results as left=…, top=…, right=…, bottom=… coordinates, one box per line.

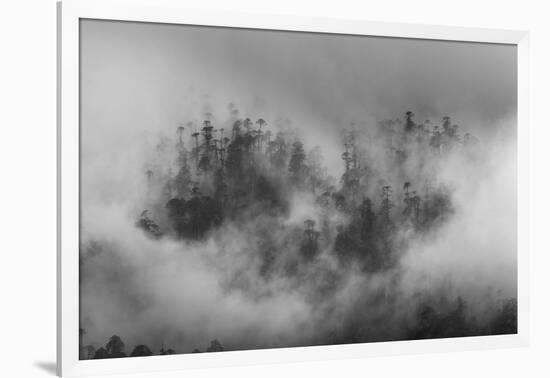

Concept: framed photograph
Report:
left=57, top=0, right=529, bottom=376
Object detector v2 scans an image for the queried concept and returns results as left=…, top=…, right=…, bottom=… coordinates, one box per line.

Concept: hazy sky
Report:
left=80, top=18, right=517, bottom=147
left=80, top=18, right=518, bottom=199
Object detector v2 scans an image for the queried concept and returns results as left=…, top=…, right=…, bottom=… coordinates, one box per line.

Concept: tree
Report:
left=403, top=182, right=420, bottom=221
left=289, top=140, right=307, bottom=184
left=225, top=135, right=245, bottom=178
left=444, top=297, right=469, bottom=337
left=174, top=164, right=193, bottom=199
left=379, top=185, right=393, bottom=226
left=160, top=346, right=176, bottom=355
left=80, top=345, right=96, bottom=360
left=243, top=117, right=253, bottom=131
left=79, top=328, right=96, bottom=360
left=358, top=198, right=375, bottom=239
left=411, top=192, right=421, bottom=223
left=450, top=124, right=460, bottom=141
left=256, top=118, right=267, bottom=129
left=136, top=210, right=162, bottom=238
left=491, top=299, right=517, bottom=334
left=411, top=303, right=439, bottom=339
left=270, top=132, right=288, bottom=168
left=191, top=131, right=201, bottom=164
left=430, top=125, right=442, bottom=154
left=166, top=188, right=223, bottom=240
left=177, top=125, right=185, bottom=146
left=206, top=339, right=224, bottom=352
left=197, top=120, right=215, bottom=172
left=421, top=185, right=453, bottom=228
left=256, top=118, right=267, bottom=147
left=131, top=345, right=153, bottom=357
left=213, top=167, right=227, bottom=204
left=198, top=153, right=211, bottom=172
left=254, top=175, right=280, bottom=206
left=264, top=129, right=272, bottom=150
left=304, top=219, right=316, bottom=241
left=341, top=150, right=352, bottom=183
left=405, top=111, right=416, bottom=132
left=105, top=335, right=126, bottom=358
left=340, top=131, right=361, bottom=193
left=93, top=347, right=109, bottom=359
left=403, top=182, right=411, bottom=196
left=442, top=116, right=451, bottom=133
left=302, top=219, right=320, bottom=259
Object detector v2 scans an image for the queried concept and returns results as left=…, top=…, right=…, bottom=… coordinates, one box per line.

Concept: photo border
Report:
left=57, top=0, right=530, bottom=376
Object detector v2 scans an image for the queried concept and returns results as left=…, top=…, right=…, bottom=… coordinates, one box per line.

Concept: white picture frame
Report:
left=57, top=0, right=530, bottom=376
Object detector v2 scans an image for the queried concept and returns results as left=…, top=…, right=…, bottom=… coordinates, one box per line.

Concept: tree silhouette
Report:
left=491, top=299, right=517, bottom=334
left=130, top=345, right=153, bottom=357
left=379, top=185, right=393, bottom=227
left=403, top=182, right=411, bottom=196
left=136, top=210, right=162, bottom=238
left=206, top=339, right=224, bottom=352
left=103, top=335, right=126, bottom=358
left=90, top=108, right=504, bottom=357
left=358, top=198, right=375, bottom=239
left=289, top=140, right=307, bottom=185
left=405, top=111, right=416, bottom=132
left=177, top=125, right=185, bottom=146
left=301, top=219, right=320, bottom=259
left=93, top=347, right=109, bottom=359
left=160, top=345, right=176, bottom=355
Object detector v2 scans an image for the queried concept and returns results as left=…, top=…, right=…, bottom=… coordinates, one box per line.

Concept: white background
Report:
left=0, top=0, right=548, bottom=377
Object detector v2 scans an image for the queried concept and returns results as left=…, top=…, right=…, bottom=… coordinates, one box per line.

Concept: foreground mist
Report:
left=79, top=108, right=517, bottom=359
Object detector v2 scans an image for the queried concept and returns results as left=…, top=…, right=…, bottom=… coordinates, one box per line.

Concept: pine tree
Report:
left=288, top=140, right=307, bottom=185
left=405, top=111, right=416, bottom=132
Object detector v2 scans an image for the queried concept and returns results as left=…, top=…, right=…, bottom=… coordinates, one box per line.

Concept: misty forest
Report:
left=79, top=107, right=517, bottom=359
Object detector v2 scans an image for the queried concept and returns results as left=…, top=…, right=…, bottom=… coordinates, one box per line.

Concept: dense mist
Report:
left=78, top=20, right=517, bottom=359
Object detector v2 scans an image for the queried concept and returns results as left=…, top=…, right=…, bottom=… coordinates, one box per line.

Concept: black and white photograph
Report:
left=78, top=19, right=517, bottom=360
